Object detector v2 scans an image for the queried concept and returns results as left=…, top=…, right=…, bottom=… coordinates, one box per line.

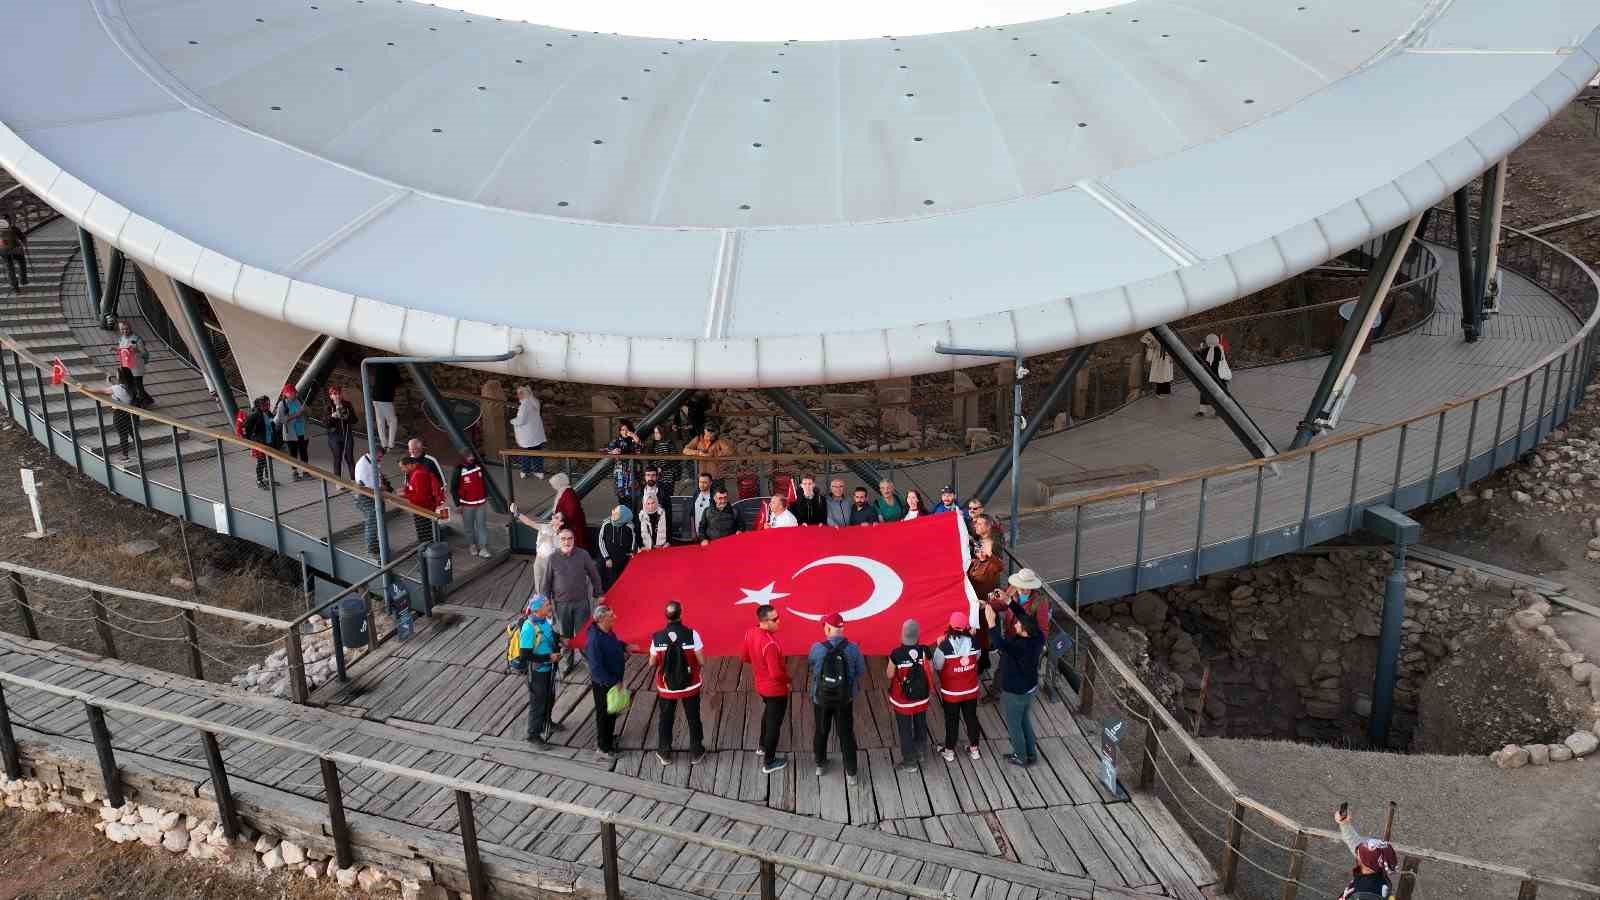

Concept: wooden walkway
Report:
left=0, top=620, right=1213, bottom=899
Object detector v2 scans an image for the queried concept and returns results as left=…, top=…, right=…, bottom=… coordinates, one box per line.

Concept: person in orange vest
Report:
left=649, top=601, right=707, bottom=767
left=932, top=612, right=983, bottom=762
left=450, top=450, right=491, bottom=559
left=885, top=619, right=935, bottom=773
left=399, top=455, right=444, bottom=545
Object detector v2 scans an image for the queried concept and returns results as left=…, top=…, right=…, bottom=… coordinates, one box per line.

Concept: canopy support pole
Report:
left=1453, top=187, right=1480, bottom=343
left=77, top=227, right=104, bottom=328
left=174, top=282, right=239, bottom=425
left=1150, top=326, right=1277, bottom=460
left=1471, top=163, right=1502, bottom=322
left=763, top=388, right=882, bottom=489
left=295, top=337, right=342, bottom=401
left=98, top=249, right=127, bottom=327
left=1482, top=159, right=1509, bottom=314
left=573, top=389, right=692, bottom=499
left=404, top=362, right=509, bottom=513
left=1290, top=217, right=1419, bottom=449
left=973, top=345, right=1094, bottom=504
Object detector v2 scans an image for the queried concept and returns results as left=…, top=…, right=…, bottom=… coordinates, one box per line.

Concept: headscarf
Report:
left=1203, top=333, right=1220, bottom=349
left=610, top=504, right=634, bottom=525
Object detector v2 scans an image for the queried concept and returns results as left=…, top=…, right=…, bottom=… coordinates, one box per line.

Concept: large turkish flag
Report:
left=596, top=513, right=978, bottom=657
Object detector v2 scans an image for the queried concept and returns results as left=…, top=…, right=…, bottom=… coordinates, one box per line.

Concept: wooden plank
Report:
left=1104, top=802, right=1206, bottom=900
left=1126, top=789, right=1220, bottom=888
left=1021, top=808, right=1089, bottom=878
left=1076, top=804, right=1158, bottom=888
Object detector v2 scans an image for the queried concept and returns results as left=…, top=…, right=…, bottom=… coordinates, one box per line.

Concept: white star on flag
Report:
left=735, top=582, right=791, bottom=606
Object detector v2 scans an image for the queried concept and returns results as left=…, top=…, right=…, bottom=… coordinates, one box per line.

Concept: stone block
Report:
left=1565, top=732, right=1599, bottom=758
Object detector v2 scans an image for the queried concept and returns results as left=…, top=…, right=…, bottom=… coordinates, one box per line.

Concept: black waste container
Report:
left=337, top=595, right=369, bottom=650
left=423, top=541, right=453, bottom=588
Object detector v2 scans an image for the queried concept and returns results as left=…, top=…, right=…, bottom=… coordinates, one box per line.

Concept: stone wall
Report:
left=1083, top=549, right=1522, bottom=749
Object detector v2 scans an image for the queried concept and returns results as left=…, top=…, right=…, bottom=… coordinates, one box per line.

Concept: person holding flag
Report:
left=760, top=494, right=798, bottom=529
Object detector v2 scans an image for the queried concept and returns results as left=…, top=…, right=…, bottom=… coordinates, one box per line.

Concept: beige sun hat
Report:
left=1008, top=568, right=1043, bottom=591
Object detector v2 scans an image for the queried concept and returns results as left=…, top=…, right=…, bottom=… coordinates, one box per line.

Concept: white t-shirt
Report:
left=903, top=509, right=921, bottom=520
left=767, top=509, right=798, bottom=528
left=354, top=454, right=381, bottom=491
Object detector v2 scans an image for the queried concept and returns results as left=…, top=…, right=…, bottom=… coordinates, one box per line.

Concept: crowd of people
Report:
left=511, top=563, right=1050, bottom=777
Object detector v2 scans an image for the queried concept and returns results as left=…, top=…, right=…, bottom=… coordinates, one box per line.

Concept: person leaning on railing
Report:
left=681, top=421, right=734, bottom=489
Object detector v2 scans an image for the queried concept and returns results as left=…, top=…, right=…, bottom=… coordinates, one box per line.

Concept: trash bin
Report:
left=337, top=595, right=368, bottom=650
left=422, top=541, right=453, bottom=588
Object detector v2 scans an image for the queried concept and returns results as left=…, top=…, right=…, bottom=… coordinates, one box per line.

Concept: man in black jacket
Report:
left=698, top=488, right=741, bottom=544
left=791, top=474, right=827, bottom=526
left=848, top=487, right=880, bottom=526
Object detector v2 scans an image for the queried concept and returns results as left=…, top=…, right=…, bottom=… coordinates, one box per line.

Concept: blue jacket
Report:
left=519, top=617, right=557, bottom=673
left=584, top=622, right=628, bottom=687
left=806, top=635, right=866, bottom=704
left=990, top=602, right=1044, bottom=695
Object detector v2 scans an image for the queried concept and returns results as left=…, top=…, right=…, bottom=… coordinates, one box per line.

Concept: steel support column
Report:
left=1482, top=158, right=1509, bottom=312
left=1452, top=187, right=1479, bottom=342
left=174, top=282, right=239, bottom=425
left=973, top=345, right=1094, bottom=503
left=294, top=336, right=342, bottom=400
left=763, top=387, right=882, bottom=489
left=1471, top=164, right=1501, bottom=322
left=572, top=388, right=693, bottom=499
left=77, top=227, right=104, bottom=327
left=1150, top=326, right=1278, bottom=460
left=98, top=249, right=127, bottom=326
left=1290, top=217, right=1420, bottom=449
left=404, top=362, right=509, bottom=513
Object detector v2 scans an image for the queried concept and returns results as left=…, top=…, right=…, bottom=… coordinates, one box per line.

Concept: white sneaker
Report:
left=468, top=545, right=478, bottom=557
left=534, top=473, right=546, bottom=480
left=519, top=471, right=528, bottom=479
left=941, top=748, right=955, bottom=763
left=968, top=746, right=980, bottom=761
left=478, top=548, right=492, bottom=559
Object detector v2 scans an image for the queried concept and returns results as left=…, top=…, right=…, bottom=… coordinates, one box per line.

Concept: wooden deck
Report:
left=0, top=613, right=1214, bottom=898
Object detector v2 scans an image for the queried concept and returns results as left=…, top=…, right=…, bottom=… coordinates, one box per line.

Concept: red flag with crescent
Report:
left=587, top=512, right=978, bottom=656
left=49, top=357, right=66, bottom=386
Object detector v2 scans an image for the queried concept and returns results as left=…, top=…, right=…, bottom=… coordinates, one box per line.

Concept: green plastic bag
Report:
left=605, top=685, right=631, bottom=715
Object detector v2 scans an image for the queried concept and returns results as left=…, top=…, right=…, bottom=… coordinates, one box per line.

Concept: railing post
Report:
left=1534, top=363, right=1552, bottom=443
left=8, top=572, right=38, bottom=640
left=1389, top=423, right=1408, bottom=507
left=1280, top=829, right=1307, bottom=900
left=320, top=757, right=354, bottom=870
left=171, top=425, right=191, bottom=522
left=1078, top=652, right=1096, bottom=717
left=131, top=418, right=151, bottom=507
left=286, top=626, right=310, bottom=705
left=456, top=790, right=489, bottom=900
left=1458, top=398, right=1480, bottom=487
left=1138, top=703, right=1159, bottom=791
left=0, top=681, right=22, bottom=780
left=32, top=366, right=53, bottom=456
left=0, top=348, right=13, bottom=421
left=1394, top=855, right=1421, bottom=900
left=214, top=438, right=234, bottom=536
left=83, top=702, right=124, bottom=807
left=182, top=608, right=204, bottom=680
left=1513, top=372, right=1533, bottom=455
left=1219, top=799, right=1246, bottom=895
left=267, top=457, right=285, bottom=554
left=760, top=860, right=777, bottom=900
left=198, top=729, right=240, bottom=839
left=89, top=590, right=118, bottom=659
left=320, top=478, right=336, bottom=571
left=94, top=400, right=111, bottom=482
left=1247, top=466, right=1265, bottom=563
left=1345, top=436, right=1365, bottom=532
left=1425, top=411, right=1445, bottom=501
left=331, top=614, right=348, bottom=682
left=63, top=384, right=82, bottom=474
left=601, top=820, right=623, bottom=900
left=366, top=599, right=379, bottom=652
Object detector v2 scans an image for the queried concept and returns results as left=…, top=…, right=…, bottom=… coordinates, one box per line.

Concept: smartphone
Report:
left=1338, top=802, right=1349, bottom=818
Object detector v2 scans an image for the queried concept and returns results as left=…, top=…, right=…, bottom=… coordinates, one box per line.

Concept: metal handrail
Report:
left=1013, top=224, right=1597, bottom=519
left=0, top=668, right=955, bottom=900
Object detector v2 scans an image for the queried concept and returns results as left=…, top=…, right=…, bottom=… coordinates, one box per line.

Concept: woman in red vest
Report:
left=450, top=451, right=492, bottom=559
left=886, top=619, right=935, bottom=773
left=932, top=612, right=983, bottom=762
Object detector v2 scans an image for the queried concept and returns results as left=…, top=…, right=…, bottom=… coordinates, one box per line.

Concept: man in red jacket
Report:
left=400, top=456, right=443, bottom=545
left=739, top=604, right=790, bottom=774
left=450, top=451, right=492, bottom=559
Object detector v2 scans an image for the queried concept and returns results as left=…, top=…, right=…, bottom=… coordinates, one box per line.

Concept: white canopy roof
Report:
left=3, top=0, right=1597, bottom=386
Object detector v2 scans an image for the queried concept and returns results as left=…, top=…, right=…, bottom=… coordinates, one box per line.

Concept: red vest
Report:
left=936, top=635, right=981, bottom=702
left=887, top=645, right=933, bottom=715
left=456, top=465, right=488, bottom=506
left=651, top=624, right=704, bottom=699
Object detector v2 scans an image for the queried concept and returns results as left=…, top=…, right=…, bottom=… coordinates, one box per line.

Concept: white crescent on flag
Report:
left=785, top=555, right=904, bottom=622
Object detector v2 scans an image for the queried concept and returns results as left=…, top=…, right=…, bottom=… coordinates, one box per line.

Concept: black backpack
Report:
left=660, top=627, right=692, bottom=691
left=900, top=648, right=929, bottom=702
left=816, top=640, right=852, bottom=707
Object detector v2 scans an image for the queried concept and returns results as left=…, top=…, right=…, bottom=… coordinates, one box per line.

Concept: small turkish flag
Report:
left=49, top=358, right=66, bottom=386
left=587, top=512, right=978, bottom=656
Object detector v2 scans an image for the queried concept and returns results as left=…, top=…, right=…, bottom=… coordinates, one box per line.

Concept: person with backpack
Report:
left=243, top=395, right=277, bottom=489
left=807, top=613, right=866, bottom=783
left=985, top=599, right=1044, bottom=767
left=739, top=604, right=790, bottom=775
left=1335, top=808, right=1397, bottom=899
left=649, top=601, right=706, bottom=766
left=518, top=595, right=560, bottom=747
left=932, top=612, right=983, bottom=762
left=885, top=619, right=935, bottom=772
